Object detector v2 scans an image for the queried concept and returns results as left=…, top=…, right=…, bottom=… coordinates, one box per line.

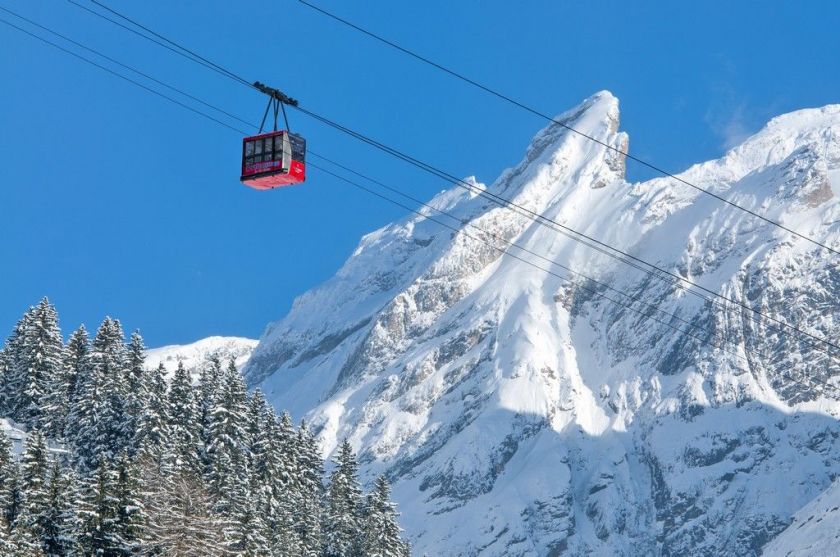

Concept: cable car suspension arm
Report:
left=255, top=81, right=297, bottom=133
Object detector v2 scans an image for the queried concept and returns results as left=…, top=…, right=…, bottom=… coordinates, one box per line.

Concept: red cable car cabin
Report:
left=240, top=131, right=306, bottom=190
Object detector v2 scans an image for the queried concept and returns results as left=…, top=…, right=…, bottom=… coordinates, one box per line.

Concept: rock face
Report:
left=244, top=92, right=840, bottom=556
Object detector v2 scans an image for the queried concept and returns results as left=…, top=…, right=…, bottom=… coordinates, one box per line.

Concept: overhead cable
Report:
left=297, top=0, right=840, bottom=257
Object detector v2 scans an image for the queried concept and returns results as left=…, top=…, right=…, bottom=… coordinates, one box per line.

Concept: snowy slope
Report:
left=0, top=419, right=70, bottom=459
left=0, top=418, right=28, bottom=455
left=762, top=479, right=840, bottom=556
left=146, top=336, right=256, bottom=379
left=245, top=92, right=840, bottom=555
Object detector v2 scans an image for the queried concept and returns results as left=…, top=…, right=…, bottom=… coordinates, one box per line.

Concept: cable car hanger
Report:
left=254, top=81, right=298, bottom=133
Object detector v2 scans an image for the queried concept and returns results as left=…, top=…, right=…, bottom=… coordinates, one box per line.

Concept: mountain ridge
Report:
left=146, top=335, right=256, bottom=379
left=245, top=91, right=840, bottom=555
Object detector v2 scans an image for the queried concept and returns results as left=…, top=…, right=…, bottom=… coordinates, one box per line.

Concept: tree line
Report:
left=0, top=298, right=409, bottom=556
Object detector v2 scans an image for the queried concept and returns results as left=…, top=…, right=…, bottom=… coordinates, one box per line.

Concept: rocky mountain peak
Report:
left=245, top=93, right=840, bottom=555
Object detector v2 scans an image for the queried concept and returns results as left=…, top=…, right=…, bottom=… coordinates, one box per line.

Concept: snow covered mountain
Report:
left=244, top=91, right=840, bottom=555
left=146, top=336, right=256, bottom=379
left=762, top=479, right=840, bottom=556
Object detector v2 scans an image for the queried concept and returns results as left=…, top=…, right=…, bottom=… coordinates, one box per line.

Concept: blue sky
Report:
left=1, top=0, right=838, bottom=347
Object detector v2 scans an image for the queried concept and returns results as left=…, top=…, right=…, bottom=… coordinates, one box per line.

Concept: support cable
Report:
left=297, top=0, right=840, bottom=257
left=8, top=4, right=838, bottom=366
left=70, top=2, right=839, bottom=352
left=2, top=11, right=836, bottom=396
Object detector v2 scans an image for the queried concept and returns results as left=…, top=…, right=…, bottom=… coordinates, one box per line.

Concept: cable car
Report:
left=240, top=131, right=306, bottom=189
left=240, top=81, right=305, bottom=190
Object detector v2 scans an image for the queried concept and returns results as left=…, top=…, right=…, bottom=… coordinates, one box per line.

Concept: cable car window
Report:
left=255, top=140, right=263, bottom=155
left=244, top=141, right=254, bottom=166
left=290, top=134, right=306, bottom=163
left=277, top=137, right=284, bottom=160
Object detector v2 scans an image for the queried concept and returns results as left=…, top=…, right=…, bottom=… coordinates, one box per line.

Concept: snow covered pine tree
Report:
left=0, top=301, right=410, bottom=555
